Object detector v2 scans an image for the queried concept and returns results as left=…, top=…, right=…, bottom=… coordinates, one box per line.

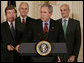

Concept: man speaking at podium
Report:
left=16, top=4, right=65, bottom=62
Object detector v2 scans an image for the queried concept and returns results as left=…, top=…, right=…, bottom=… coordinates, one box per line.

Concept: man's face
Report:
left=19, top=4, right=28, bottom=17
left=60, top=5, right=70, bottom=18
left=6, top=9, right=16, bottom=22
left=40, top=7, right=52, bottom=22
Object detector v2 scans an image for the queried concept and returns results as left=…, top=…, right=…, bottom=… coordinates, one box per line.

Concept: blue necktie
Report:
left=10, top=23, right=15, bottom=39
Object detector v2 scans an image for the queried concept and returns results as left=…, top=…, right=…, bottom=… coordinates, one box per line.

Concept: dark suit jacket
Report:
left=1, top=21, right=17, bottom=62
left=58, top=18, right=81, bottom=61
left=22, top=19, right=65, bottom=62
left=15, top=16, right=35, bottom=44
left=15, top=16, right=35, bottom=62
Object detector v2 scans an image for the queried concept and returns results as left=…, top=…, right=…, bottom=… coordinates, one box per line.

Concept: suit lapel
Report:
left=17, top=17, right=21, bottom=24
left=66, top=18, right=73, bottom=36
left=47, top=19, right=55, bottom=41
left=5, top=21, right=14, bottom=41
left=26, top=17, right=29, bottom=23
left=59, top=18, right=63, bottom=26
left=59, top=18, right=73, bottom=37
left=58, top=18, right=63, bottom=30
left=15, top=17, right=21, bottom=27
left=38, top=20, right=44, bottom=40
left=59, top=18, right=62, bottom=24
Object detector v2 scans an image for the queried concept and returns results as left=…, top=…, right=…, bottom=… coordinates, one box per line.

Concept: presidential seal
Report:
left=36, top=41, right=51, bottom=56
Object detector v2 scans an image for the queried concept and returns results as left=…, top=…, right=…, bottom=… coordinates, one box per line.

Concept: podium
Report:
left=19, top=42, right=67, bottom=56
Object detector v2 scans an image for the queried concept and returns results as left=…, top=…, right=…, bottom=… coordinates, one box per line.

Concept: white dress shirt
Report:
left=20, top=16, right=27, bottom=23
left=8, top=21, right=15, bottom=30
left=42, top=19, right=50, bottom=31
left=62, top=18, right=69, bottom=27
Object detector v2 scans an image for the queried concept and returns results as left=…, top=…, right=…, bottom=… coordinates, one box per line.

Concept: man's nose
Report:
left=22, top=9, right=26, bottom=11
left=10, top=13, right=14, bottom=16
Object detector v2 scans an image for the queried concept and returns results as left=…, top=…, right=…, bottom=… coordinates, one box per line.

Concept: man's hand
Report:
left=68, top=56, right=75, bottom=62
left=7, top=45, right=15, bottom=51
left=15, top=45, right=20, bottom=52
left=58, top=56, right=61, bottom=62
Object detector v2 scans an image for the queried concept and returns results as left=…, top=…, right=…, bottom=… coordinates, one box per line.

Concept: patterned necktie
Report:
left=22, top=18, right=26, bottom=24
left=10, top=22, right=15, bottom=39
left=43, top=23, right=48, bottom=40
left=63, top=19, right=67, bottom=35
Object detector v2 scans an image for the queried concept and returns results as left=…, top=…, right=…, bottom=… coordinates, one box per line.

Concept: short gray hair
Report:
left=19, top=2, right=29, bottom=9
left=41, top=4, right=53, bottom=13
left=60, top=4, right=70, bottom=10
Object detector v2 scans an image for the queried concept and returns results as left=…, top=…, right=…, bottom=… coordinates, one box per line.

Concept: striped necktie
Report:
left=63, top=19, right=67, bottom=35
left=43, top=23, right=48, bottom=40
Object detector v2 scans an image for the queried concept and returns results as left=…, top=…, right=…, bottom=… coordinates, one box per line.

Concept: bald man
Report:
left=57, top=4, right=81, bottom=62
left=15, top=2, right=35, bottom=62
left=15, top=2, right=35, bottom=43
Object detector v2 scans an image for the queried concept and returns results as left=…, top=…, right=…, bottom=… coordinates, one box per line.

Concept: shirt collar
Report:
left=62, top=17, right=69, bottom=23
left=7, top=21, right=15, bottom=29
left=8, top=21, right=15, bottom=25
left=62, top=17, right=69, bottom=21
left=20, top=16, right=27, bottom=23
left=42, top=19, right=50, bottom=25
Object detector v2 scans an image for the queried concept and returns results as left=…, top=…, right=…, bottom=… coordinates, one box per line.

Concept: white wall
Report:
left=72, top=1, right=83, bottom=62
left=51, top=1, right=72, bottom=20
left=1, top=1, right=73, bottom=21
left=1, top=1, right=7, bottom=22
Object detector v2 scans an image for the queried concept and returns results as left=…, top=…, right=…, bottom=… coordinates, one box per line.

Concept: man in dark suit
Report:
left=15, top=2, right=35, bottom=44
left=15, top=2, right=35, bottom=62
left=16, top=4, right=65, bottom=62
left=1, top=5, right=17, bottom=62
left=57, top=4, right=81, bottom=62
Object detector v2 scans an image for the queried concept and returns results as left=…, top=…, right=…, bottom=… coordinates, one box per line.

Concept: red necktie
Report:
left=43, top=23, right=48, bottom=40
left=22, top=18, right=26, bottom=24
